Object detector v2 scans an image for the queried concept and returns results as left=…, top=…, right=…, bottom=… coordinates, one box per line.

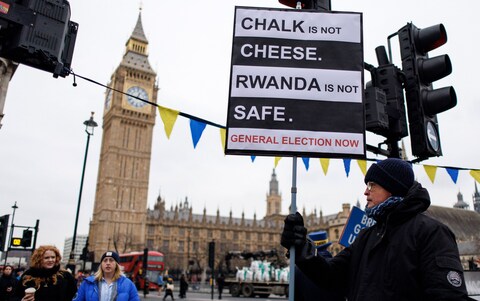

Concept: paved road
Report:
left=138, top=290, right=287, bottom=301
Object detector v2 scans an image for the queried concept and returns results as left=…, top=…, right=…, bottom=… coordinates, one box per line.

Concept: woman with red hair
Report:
left=14, top=245, right=77, bottom=301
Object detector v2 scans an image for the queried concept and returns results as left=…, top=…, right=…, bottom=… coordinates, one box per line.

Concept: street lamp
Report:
left=69, top=112, right=97, bottom=270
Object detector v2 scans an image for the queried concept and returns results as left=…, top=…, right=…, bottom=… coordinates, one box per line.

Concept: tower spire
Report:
left=453, top=190, right=469, bottom=210
left=266, top=169, right=282, bottom=216
left=131, top=9, right=148, bottom=44
left=473, top=181, right=480, bottom=213
left=120, top=8, right=154, bottom=74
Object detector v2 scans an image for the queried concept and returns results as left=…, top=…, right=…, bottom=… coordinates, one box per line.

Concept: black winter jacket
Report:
left=297, top=182, right=471, bottom=301
left=13, top=265, right=77, bottom=301
left=0, top=274, right=17, bottom=301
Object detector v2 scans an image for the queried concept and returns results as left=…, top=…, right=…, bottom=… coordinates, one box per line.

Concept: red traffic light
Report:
left=279, top=0, right=302, bottom=8
left=398, top=22, right=456, bottom=159
left=414, top=24, right=447, bottom=54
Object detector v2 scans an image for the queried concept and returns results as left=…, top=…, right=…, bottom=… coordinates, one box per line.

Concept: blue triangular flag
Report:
left=446, top=168, right=459, bottom=184
left=302, top=157, right=310, bottom=170
left=343, top=158, right=352, bottom=177
left=189, top=119, right=207, bottom=149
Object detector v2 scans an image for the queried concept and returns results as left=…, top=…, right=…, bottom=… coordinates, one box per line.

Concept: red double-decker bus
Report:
left=119, top=251, right=165, bottom=290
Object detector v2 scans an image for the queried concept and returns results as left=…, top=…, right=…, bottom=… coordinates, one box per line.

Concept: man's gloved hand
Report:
left=281, top=212, right=307, bottom=250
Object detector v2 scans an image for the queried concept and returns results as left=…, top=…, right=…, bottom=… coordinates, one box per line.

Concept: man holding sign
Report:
left=281, top=158, right=471, bottom=300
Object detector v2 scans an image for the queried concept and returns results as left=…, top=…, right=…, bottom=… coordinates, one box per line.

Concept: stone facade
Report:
left=144, top=169, right=351, bottom=271
left=88, top=12, right=158, bottom=261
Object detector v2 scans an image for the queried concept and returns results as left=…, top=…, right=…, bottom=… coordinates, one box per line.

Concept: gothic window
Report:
left=147, top=239, right=153, bottom=249
left=163, top=240, right=169, bottom=251
left=148, top=226, right=155, bottom=235
left=178, top=241, right=184, bottom=252
left=163, top=227, right=170, bottom=235
left=221, top=232, right=226, bottom=239
left=192, top=241, right=199, bottom=250
left=334, top=228, right=339, bottom=239
left=179, top=228, right=185, bottom=236
left=233, top=232, right=239, bottom=240
left=245, top=232, right=251, bottom=240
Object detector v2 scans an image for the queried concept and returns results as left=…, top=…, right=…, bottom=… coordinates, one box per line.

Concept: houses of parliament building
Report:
left=86, top=10, right=480, bottom=273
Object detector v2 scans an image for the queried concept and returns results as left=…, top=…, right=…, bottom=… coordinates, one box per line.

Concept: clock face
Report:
left=105, top=89, right=112, bottom=110
left=126, top=86, right=148, bottom=108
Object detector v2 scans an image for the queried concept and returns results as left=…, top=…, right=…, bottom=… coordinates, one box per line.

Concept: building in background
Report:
left=88, top=10, right=158, bottom=261
left=145, top=169, right=349, bottom=276
left=62, top=234, right=88, bottom=264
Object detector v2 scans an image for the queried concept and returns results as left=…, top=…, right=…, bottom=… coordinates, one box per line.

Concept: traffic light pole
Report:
left=32, top=220, right=39, bottom=252
left=3, top=202, right=17, bottom=266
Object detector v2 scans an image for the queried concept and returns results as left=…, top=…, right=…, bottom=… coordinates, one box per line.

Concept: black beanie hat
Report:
left=100, top=251, right=119, bottom=263
left=364, top=158, right=414, bottom=197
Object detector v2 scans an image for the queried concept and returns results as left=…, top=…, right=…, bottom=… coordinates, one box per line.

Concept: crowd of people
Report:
left=0, top=246, right=140, bottom=301
left=0, top=247, right=205, bottom=301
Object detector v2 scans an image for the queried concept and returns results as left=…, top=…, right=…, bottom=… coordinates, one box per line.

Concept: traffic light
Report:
left=398, top=23, right=457, bottom=159
left=208, top=241, right=215, bottom=269
left=365, top=46, right=408, bottom=141
left=278, top=0, right=330, bottom=10
left=21, top=229, right=33, bottom=248
left=364, top=84, right=388, bottom=135
left=80, top=246, right=88, bottom=261
left=0, top=215, right=9, bottom=252
left=0, top=0, right=78, bottom=77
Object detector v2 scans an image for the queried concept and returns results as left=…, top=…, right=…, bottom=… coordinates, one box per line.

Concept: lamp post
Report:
left=69, top=112, right=97, bottom=271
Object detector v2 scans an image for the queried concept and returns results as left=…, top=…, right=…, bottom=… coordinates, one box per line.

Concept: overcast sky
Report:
left=1, top=0, right=479, bottom=255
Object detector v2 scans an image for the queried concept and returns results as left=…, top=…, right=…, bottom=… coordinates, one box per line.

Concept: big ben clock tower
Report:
left=89, top=10, right=158, bottom=260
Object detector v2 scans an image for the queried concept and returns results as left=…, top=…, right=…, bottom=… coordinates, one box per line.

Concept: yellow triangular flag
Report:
left=219, top=128, right=226, bottom=154
left=470, top=170, right=480, bottom=183
left=274, top=157, right=282, bottom=168
left=319, top=158, right=330, bottom=175
left=357, top=159, right=367, bottom=176
left=158, top=106, right=180, bottom=139
left=423, top=165, right=437, bottom=183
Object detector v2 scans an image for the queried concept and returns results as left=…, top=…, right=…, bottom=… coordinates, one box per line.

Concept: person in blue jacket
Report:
left=73, top=251, right=139, bottom=301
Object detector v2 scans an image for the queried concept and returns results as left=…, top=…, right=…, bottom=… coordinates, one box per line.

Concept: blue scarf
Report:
left=365, top=196, right=404, bottom=221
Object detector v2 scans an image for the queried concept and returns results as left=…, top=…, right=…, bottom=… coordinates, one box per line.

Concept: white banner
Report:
left=228, top=127, right=364, bottom=154
left=235, top=8, right=361, bottom=42
left=231, top=65, right=362, bottom=102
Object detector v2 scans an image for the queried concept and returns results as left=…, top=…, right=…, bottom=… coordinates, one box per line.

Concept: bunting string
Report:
left=71, top=70, right=480, bottom=184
